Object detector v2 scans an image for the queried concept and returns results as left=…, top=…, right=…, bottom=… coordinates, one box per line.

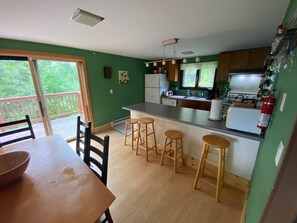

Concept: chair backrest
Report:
left=0, top=115, right=35, bottom=147
left=84, top=134, right=110, bottom=186
left=76, top=116, right=91, bottom=157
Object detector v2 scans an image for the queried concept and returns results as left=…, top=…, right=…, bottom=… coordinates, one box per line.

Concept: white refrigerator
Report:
left=145, top=74, right=169, bottom=104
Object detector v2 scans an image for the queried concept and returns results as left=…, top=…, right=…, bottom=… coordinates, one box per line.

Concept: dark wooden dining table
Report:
left=0, top=135, right=115, bottom=223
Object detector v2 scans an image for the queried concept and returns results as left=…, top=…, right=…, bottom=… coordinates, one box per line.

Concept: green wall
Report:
left=245, top=0, right=297, bottom=222
left=0, top=38, right=147, bottom=127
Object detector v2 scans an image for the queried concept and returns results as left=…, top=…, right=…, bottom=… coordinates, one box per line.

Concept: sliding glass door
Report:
left=33, top=60, right=84, bottom=140
left=0, top=57, right=46, bottom=138
left=0, top=54, right=89, bottom=141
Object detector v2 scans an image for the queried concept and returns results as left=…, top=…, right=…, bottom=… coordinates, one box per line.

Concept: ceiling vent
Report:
left=180, top=51, right=195, bottom=55
left=70, top=9, right=104, bottom=27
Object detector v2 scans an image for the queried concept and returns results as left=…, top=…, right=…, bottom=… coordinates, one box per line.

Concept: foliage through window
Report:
left=180, top=61, right=218, bottom=89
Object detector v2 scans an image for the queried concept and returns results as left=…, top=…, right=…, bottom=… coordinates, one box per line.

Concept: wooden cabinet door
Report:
left=166, top=60, right=180, bottom=82
left=216, top=53, right=230, bottom=82
left=248, top=48, right=270, bottom=69
left=177, top=99, right=211, bottom=111
left=229, top=51, right=250, bottom=70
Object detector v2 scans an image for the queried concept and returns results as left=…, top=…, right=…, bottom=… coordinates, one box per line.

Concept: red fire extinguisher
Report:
left=257, top=96, right=277, bottom=130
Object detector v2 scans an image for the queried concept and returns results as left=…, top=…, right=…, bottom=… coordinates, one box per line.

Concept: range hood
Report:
left=229, top=73, right=263, bottom=94
left=229, top=69, right=264, bottom=76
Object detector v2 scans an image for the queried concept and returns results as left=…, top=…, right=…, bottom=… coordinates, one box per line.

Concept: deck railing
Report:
left=0, top=92, right=83, bottom=124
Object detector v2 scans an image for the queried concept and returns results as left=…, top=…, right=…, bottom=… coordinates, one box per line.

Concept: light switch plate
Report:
left=275, top=141, right=284, bottom=166
left=280, top=93, right=287, bottom=112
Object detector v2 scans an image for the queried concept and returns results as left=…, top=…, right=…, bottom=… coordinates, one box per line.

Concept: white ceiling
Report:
left=0, top=0, right=290, bottom=60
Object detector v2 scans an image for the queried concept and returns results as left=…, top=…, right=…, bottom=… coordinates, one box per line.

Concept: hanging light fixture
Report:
left=195, top=56, right=200, bottom=62
left=172, top=42, right=176, bottom=64
left=144, top=38, right=178, bottom=67
left=162, top=45, right=166, bottom=65
left=183, top=58, right=187, bottom=63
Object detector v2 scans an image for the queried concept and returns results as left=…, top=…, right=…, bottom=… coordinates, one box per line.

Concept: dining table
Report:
left=0, top=135, right=116, bottom=223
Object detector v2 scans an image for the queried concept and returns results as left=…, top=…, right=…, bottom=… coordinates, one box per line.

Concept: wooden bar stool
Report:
left=160, top=130, right=184, bottom=173
left=136, top=117, right=158, bottom=162
left=193, top=135, right=230, bottom=202
left=124, top=118, right=139, bottom=150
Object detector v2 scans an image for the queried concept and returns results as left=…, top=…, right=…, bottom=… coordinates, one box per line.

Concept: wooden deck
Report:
left=0, top=115, right=79, bottom=143
left=32, top=115, right=79, bottom=140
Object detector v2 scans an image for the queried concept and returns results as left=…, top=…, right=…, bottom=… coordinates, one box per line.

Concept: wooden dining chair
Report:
left=75, top=116, right=91, bottom=157
left=0, top=115, right=35, bottom=147
left=84, top=133, right=113, bottom=223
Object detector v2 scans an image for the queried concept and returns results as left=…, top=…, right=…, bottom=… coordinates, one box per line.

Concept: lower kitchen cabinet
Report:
left=177, top=99, right=211, bottom=111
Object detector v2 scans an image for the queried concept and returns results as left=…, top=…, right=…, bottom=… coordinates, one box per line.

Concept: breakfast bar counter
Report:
left=123, top=102, right=263, bottom=189
left=123, top=102, right=263, bottom=141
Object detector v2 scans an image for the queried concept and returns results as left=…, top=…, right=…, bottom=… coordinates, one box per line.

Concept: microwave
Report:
left=226, top=106, right=261, bottom=135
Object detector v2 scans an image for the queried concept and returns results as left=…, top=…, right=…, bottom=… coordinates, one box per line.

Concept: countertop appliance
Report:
left=226, top=106, right=261, bottom=135
left=145, top=74, right=169, bottom=104
left=164, top=91, right=173, bottom=96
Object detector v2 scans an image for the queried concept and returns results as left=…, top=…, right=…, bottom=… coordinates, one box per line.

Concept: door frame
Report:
left=0, top=48, right=94, bottom=132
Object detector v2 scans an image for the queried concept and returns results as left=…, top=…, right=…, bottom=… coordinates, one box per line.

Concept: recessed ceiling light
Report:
left=70, top=8, right=104, bottom=27
left=180, top=51, right=195, bottom=55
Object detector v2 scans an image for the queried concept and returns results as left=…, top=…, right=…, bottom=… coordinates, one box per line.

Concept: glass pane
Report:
left=0, top=60, right=46, bottom=139
left=37, top=60, right=82, bottom=140
left=182, top=64, right=198, bottom=87
left=198, top=62, right=218, bottom=89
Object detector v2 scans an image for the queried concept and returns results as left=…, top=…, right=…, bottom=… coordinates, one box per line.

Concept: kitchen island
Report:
left=123, top=102, right=263, bottom=191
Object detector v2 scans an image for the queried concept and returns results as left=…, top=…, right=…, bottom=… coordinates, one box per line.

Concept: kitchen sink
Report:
left=168, top=95, right=210, bottom=102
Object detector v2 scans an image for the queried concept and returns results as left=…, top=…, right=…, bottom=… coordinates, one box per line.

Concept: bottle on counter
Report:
left=187, top=89, right=190, bottom=97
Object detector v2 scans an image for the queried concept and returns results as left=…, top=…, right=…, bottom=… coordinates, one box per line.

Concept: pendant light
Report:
left=162, top=45, right=166, bottom=65
left=172, top=43, right=176, bottom=64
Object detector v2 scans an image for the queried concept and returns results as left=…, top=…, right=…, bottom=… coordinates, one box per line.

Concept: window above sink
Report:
left=180, top=61, right=218, bottom=90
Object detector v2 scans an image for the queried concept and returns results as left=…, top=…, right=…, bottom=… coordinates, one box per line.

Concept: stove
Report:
left=226, top=92, right=258, bottom=103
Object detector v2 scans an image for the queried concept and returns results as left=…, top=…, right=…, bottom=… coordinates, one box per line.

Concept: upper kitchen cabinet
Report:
left=248, top=48, right=270, bottom=69
left=216, top=47, right=270, bottom=82
left=229, top=51, right=250, bottom=70
left=166, top=60, right=180, bottom=82
left=216, top=53, right=231, bottom=82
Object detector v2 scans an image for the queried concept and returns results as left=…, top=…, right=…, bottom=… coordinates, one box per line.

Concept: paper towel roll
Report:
left=209, top=99, right=223, bottom=121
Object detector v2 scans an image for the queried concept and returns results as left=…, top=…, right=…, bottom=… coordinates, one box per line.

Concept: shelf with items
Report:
left=260, top=28, right=297, bottom=97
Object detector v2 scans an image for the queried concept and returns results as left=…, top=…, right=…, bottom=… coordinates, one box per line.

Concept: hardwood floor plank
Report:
left=70, top=129, right=244, bottom=223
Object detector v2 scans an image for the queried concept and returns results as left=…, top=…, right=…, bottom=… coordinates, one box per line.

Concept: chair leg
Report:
left=124, top=122, right=128, bottom=146
left=136, top=123, right=141, bottom=155
left=152, top=123, right=158, bottom=155
left=145, top=124, right=149, bottom=162
left=180, top=138, right=184, bottom=165
left=131, top=124, right=135, bottom=150
left=103, top=208, right=113, bottom=223
left=160, top=137, right=167, bottom=166
left=174, top=139, right=177, bottom=173
left=193, top=143, right=208, bottom=189
left=216, top=149, right=223, bottom=202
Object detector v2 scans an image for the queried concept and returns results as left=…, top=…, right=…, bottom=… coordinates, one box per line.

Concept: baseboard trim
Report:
left=93, top=123, right=112, bottom=133
left=184, top=154, right=249, bottom=192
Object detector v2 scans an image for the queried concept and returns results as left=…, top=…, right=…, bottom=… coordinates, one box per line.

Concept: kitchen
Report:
left=0, top=0, right=297, bottom=223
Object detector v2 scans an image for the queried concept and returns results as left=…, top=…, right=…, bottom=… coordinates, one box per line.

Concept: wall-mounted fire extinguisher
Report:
left=257, top=96, right=277, bottom=130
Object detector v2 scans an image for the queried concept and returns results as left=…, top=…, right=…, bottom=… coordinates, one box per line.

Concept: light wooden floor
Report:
left=71, top=129, right=245, bottom=223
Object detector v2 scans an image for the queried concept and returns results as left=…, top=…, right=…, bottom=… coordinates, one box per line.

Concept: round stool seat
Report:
left=165, top=130, right=184, bottom=139
left=126, top=118, right=138, bottom=124
left=139, top=117, right=154, bottom=124
left=202, top=135, right=230, bottom=149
